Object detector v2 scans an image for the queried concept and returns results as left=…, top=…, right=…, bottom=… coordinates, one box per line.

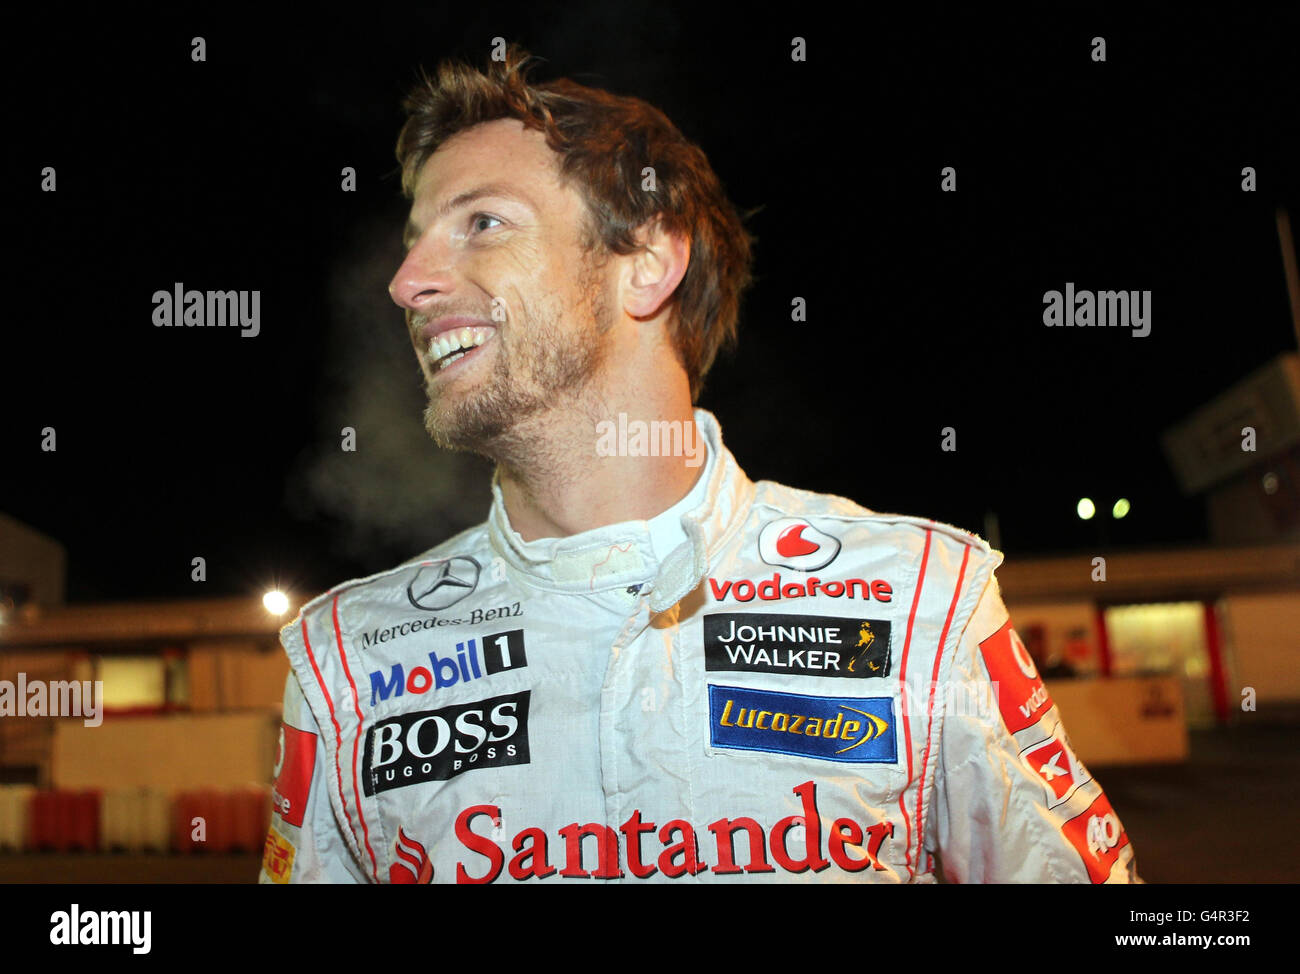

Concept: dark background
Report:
left=5, top=5, right=1298, bottom=603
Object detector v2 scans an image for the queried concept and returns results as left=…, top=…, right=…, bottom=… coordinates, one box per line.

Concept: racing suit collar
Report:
left=486, top=408, right=754, bottom=607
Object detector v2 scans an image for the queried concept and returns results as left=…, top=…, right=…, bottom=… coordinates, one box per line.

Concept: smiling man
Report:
left=258, top=45, right=1139, bottom=885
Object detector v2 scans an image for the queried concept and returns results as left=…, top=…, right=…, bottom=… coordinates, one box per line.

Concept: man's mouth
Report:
left=428, top=326, right=495, bottom=373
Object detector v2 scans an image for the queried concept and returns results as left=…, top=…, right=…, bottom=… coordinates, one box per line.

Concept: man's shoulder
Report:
left=749, top=477, right=998, bottom=558
left=281, top=521, right=493, bottom=635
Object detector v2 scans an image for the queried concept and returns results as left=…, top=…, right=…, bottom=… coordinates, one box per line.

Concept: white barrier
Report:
left=0, top=785, right=34, bottom=850
left=100, top=787, right=171, bottom=852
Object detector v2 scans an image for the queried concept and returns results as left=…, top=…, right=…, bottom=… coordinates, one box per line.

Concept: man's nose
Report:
left=388, top=241, right=456, bottom=310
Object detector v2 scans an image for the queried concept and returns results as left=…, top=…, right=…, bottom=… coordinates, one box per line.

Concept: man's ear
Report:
left=622, top=218, right=690, bottom=321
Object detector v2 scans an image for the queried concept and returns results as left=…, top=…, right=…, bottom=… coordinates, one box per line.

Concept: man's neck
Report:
left=493, top=392, right=703, bottom=543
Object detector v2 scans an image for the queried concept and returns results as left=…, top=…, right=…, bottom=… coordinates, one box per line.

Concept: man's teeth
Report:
left=429, top=327, right=491, bottom=370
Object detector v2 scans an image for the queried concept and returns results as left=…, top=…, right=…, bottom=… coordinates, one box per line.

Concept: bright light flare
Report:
left=1077, top=498, right=1096, bottom=520
left=263, top=590, right=290, bottom=615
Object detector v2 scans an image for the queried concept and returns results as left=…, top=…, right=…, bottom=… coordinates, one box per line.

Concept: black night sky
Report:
left=5, top=6, right=1298, bottom=603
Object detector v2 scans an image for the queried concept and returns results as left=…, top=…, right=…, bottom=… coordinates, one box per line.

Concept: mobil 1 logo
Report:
left=366, top=629, right=528, bottom=708
left=481, top=628, right=526, bottom=672
left=363, top=690, right=530, bottom=795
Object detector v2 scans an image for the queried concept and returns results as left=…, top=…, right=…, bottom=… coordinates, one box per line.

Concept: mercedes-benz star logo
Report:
left=406, top=556, right=481, bottom=611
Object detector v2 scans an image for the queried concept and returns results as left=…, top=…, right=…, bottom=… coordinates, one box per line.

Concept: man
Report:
left=258, top=46, right=1139, bottom=884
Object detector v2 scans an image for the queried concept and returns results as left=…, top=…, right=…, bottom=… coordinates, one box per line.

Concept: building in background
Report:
left=0, top=513, right=65, bottom=615
left=989, top=348, right=1300, bottom=761
left=1, top=516, right=289, bottom=874
left=2, top=515, right=289, bottom=793
left=998, top=540, right=1300, bottom=766
left=1163, top=352, right=1300, bottom=545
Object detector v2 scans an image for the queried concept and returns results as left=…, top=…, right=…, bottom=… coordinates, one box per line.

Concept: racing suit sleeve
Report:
left=929, top=573, right=1141, bottom=883
left=258, top=670, right=370, bottom=884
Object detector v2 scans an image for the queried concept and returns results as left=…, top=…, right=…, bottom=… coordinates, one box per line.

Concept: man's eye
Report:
left=471, top=213, right=503, bottom=234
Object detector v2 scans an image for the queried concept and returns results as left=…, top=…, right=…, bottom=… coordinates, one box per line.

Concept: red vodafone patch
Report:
left=1061, top=792, right=1131, bottom=883
left=978, top=620, right=1053, bottom=733
left=272, top=724, right=317, bottom=828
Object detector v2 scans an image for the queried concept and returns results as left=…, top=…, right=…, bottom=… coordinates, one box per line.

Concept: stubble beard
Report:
left=422, top=256, right=613, bottom=457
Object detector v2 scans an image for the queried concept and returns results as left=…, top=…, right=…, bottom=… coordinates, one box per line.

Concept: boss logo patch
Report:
left=363, top=690, right=530, bottom=795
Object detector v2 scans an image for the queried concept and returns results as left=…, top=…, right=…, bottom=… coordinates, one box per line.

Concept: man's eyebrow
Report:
left=403, top=184, right=534, bottom=249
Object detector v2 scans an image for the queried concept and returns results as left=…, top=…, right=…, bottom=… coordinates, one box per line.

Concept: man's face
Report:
left=388, top=118, right=613, bottom=452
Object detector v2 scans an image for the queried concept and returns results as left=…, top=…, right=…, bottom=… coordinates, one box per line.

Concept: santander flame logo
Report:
left=391, top=827, right=434, bottom=884
left=758, top=518, right=841, bottom=571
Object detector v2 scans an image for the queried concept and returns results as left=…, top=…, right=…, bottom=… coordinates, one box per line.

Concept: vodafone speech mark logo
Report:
left=1010, top=628, right=1038, bottom=679
left=759, top=518, right=841, bottom=571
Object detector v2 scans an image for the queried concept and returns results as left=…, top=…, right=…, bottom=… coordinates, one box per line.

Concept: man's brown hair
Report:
left=395, top=44, right=756, bottom=402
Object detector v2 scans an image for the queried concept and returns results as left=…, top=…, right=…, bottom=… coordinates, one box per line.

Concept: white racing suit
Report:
left=259, top=409, right=1139, bottom=884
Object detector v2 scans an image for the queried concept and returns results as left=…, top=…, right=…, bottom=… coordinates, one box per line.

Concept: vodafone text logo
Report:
left=758, top=518, right=840, bottom=571
left=709, top=574, right=893, bottom=604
